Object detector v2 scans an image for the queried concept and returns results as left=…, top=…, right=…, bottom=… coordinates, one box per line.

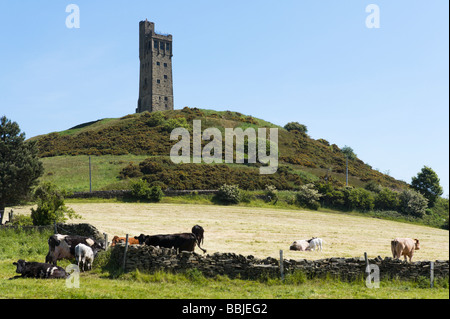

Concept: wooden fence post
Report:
left=280, top=250, right=284, bottom=281
left=364, top=252, right=369, bottom=276
left=122, top=234, right=129, bottom=272
left=104, top=233, right=109, bottom=249
left=430, top=261, right=435, bottom=288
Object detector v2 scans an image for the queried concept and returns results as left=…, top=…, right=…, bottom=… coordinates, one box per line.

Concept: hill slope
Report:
left=30, top=107, right=407, bottom=190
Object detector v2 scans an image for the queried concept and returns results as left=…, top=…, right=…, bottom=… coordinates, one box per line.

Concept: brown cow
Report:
left=391, top=238, right=420, bottom=262
left=111, top=236, right=140, bottom=247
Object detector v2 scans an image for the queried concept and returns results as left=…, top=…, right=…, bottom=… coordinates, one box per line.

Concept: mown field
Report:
left=1, top=203, right=449, bottom=299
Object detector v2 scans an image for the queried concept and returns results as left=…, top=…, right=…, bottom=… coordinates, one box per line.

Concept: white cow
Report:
left=75, top=243, right=94, bottom=272
left=307, top=238, right=323, bottom=251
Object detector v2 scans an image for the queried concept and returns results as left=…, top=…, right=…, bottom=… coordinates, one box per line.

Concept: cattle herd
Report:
left=9, top=225, right=206, bottom=280
left=9, top=223, right=421, bottom=280
left=290, top=237, right=420, bottom=263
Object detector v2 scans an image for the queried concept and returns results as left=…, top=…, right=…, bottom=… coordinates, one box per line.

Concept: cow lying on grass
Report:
left=10, top=259, right=67, bottom=280
left=289, top=240, right=310, bottom=251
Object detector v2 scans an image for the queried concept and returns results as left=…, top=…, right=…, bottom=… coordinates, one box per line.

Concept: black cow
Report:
left=135, top=225, right=206, bottom=253
left=10, top=259, right=67, bottom=279
left=46, top=234, right=104, bottom=265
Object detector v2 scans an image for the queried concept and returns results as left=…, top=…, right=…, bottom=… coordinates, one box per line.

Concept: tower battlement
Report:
left=136, top=20, right=174, bottom=113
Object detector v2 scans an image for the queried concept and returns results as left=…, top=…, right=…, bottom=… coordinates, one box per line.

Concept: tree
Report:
left=341, top=146, right=357, bottom=160
left=295, top=184, right=322, bottom=210
left=411, top=166, right=443, bottom=207
left=398, top=189, right=428, bottom=218
left=341, top=146, right=357, bottom=186
left=30, top=182, right=80, bottom=225
left=284, top=122, right=308, bottom=134
left=0, top=116, right=43, bottom=224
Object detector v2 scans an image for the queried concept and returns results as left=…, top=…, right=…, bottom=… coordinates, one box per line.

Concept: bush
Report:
left=295, top=184, right=321, bottom=210
left=30, top=182, right=80, bottom=226
left=344, top=187, right=375, bottom=211
left=146, top=111, right=165, bottom=127
left=130, top=179, right=164, bottom=202
left=375, top=188, right=399, bottom=211
left=398, top=189, right=428, bottom=218
left=10, top=214, right=33, bottom=227
left=163, top=118, right=190, bottom=132
left=264, top=185, right=278, bottom=203
left=284, top=122, right=308, bottom=133
left=215, top=184, right=242, bottom=204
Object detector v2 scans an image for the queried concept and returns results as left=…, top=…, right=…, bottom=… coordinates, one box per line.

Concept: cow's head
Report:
left=134, top=234, right=147, bottom=245
left=290, top=241, right=299, bottom=251
left=414, top=239, right=420, bottom=250
left=48, top=235, right=61, bottom=249
left=192, top=225, right=205, bottom=245
left=13, top=259, right=27, bottom=274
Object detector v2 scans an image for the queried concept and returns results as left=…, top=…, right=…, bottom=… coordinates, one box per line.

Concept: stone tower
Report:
left=136, top=20, right=174, bottom=113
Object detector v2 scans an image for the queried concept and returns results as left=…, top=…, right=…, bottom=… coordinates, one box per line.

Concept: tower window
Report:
left=166, top=43, right=170, bottom=51
left=157, top=62, right=160, bottom=66
left=164, top=63, right=167, bottom=67
left=154, top=40, right=158, bottom=49
left=157, top=79, right=160, bottom=84
left=160, top=42, right=164, bottom=50
left=164, top=97, right=168, bottom=101
left=164, top=75, right=168, bottom=79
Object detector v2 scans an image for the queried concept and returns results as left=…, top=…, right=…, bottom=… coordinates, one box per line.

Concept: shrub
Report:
left=284, top=122, right=308, bottom=133
left=119, top=163, right=143, bottom=179
left=163, top=118, right=190, bottom=132
left=264, top=185, right=278, bottom=203
left=398, top=189, right=428, bottom=218
left=365, top=181, right=383, bottom=193
left=10, top=214, right=34, bottom=227
left=375, top=188, right=399, bottom=211
left=216, top=184, right=242, bottom=204
left=295, top=184, right=321, bottom=210
left=146, top=111, right=165, bottom=127
left=130, top=179, right=164, bottom=202
left=345, top=187, right=375, bottom=211
left=30, top=182, right=80, bottom=226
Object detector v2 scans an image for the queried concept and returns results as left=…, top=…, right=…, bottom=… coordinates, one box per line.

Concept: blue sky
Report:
left=0, top=1, right=448, bottom=195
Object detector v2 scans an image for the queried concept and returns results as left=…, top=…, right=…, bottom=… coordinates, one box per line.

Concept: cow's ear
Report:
left=13, top=262, right=17, bottom=266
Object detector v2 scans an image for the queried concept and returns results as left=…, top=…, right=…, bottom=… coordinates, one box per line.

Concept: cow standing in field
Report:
left=391, top=238, right=420, bottom=263
left=111, top=236, right=140, bottom=246
left=307, top=237, right=323, bottom=251
left=135, top=225, right=207, bottom=253
left=46, top=234, right=103, bottom=265
left=75, top=243, right=95, bottom=272
left=10, top=259, right=67, bottom=279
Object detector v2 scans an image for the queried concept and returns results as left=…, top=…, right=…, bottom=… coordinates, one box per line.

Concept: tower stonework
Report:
left=136, top=20, right=174, bottom=113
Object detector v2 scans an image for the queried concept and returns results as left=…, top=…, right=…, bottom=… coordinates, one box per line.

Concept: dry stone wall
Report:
left=110, top=244, right=449, bottom=281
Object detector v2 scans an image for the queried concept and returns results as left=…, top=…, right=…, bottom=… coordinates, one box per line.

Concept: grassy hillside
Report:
left=30, top=107, right=407, bottom=191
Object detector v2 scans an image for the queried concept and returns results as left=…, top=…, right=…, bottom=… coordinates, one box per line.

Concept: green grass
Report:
left=39, top=155, right=149, bottom=192
left=0, top=228, right=448, bottom=299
